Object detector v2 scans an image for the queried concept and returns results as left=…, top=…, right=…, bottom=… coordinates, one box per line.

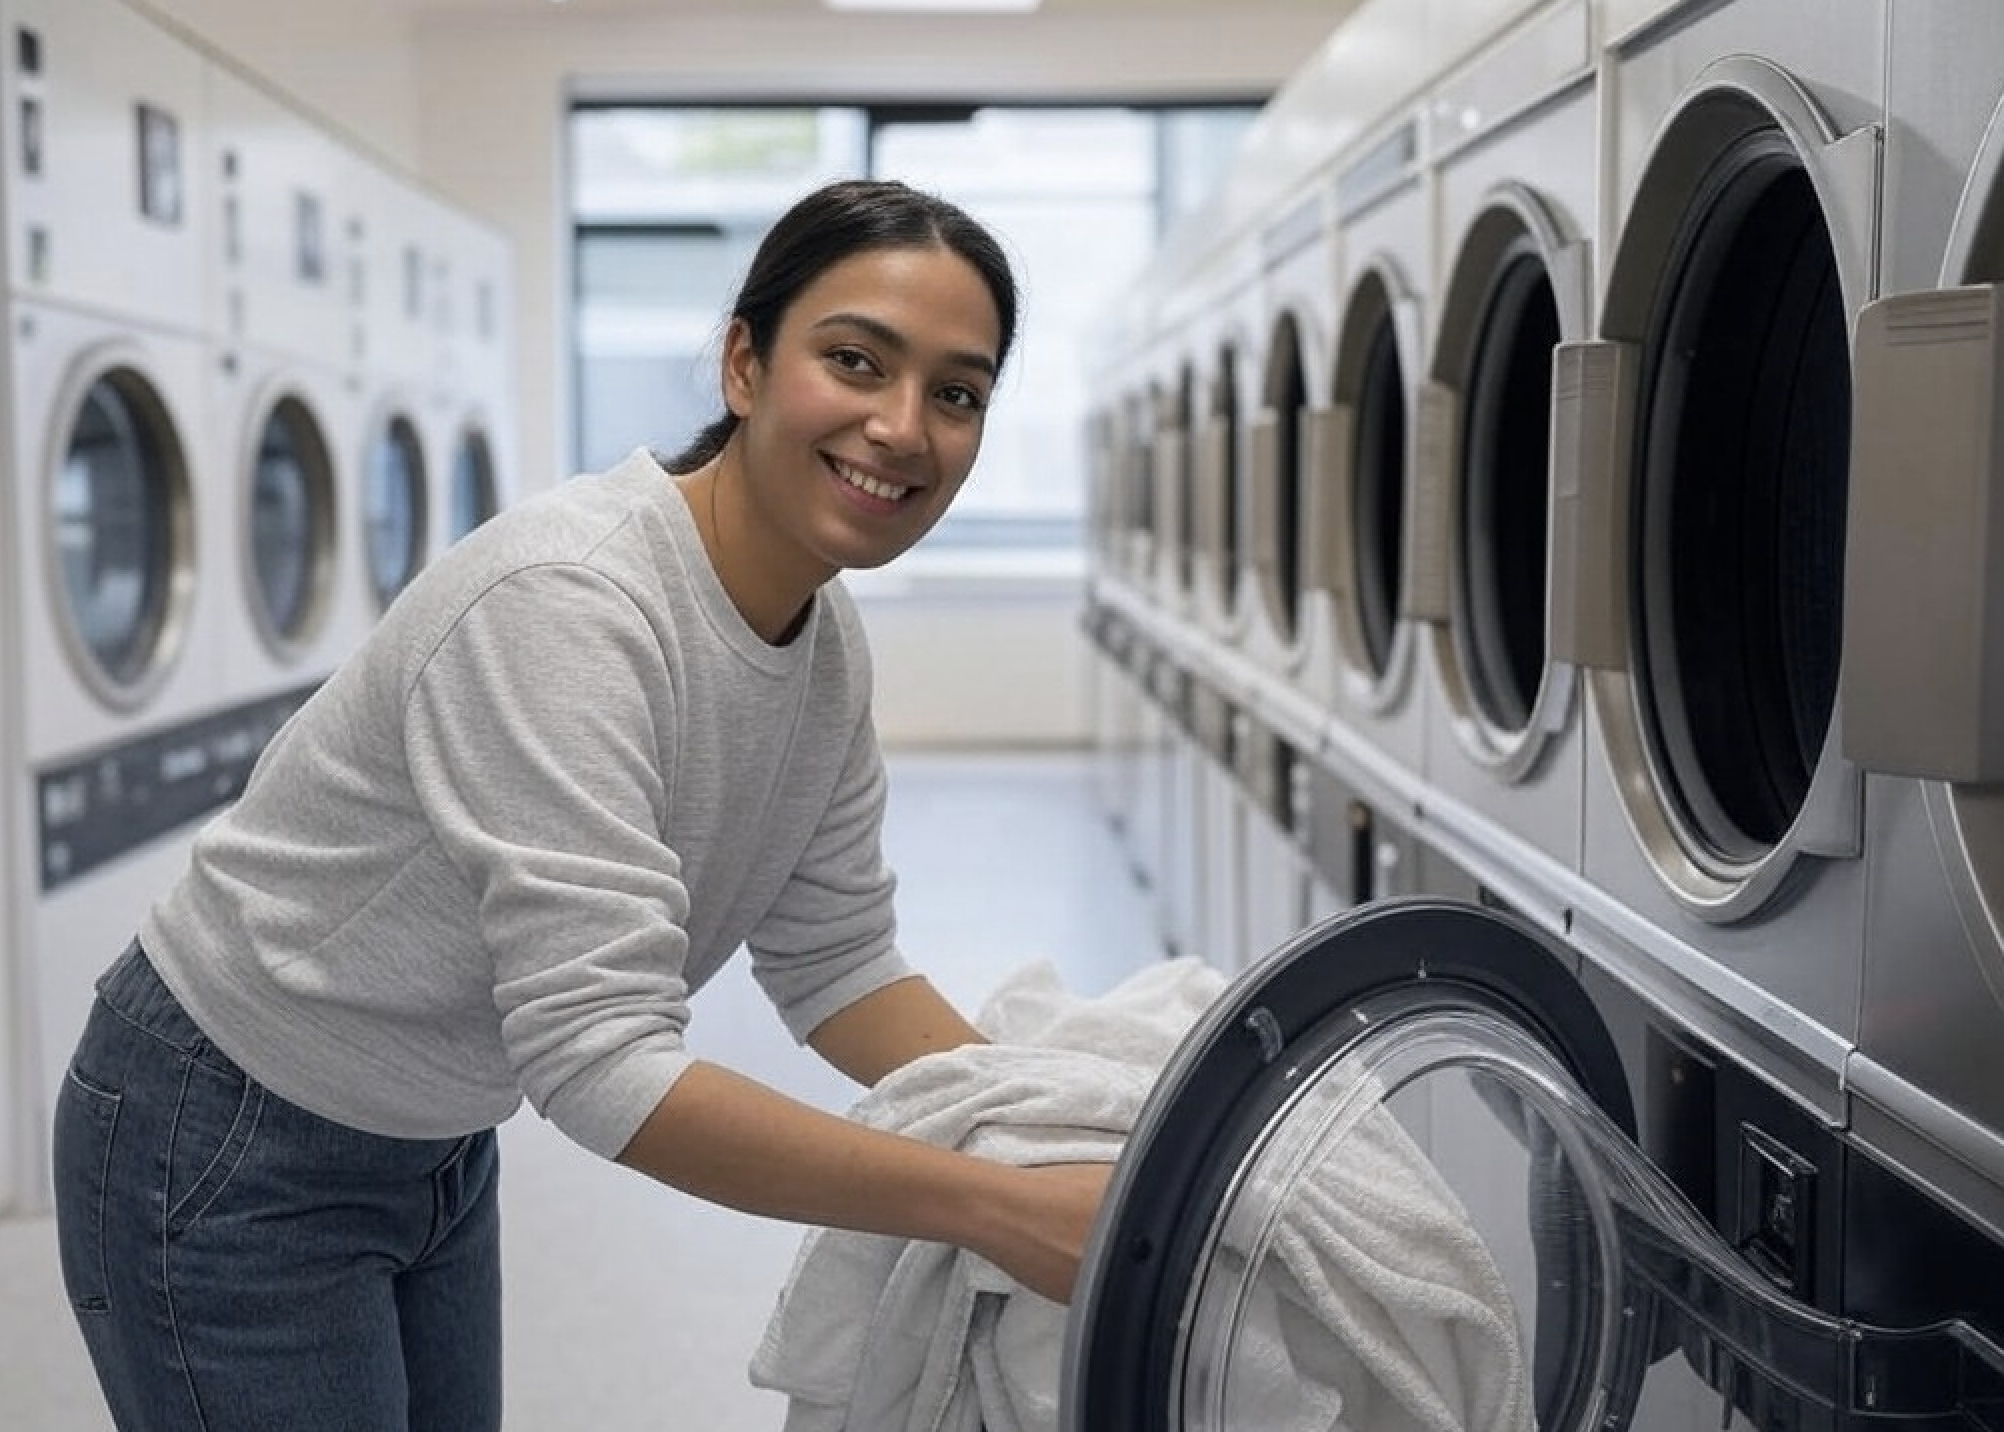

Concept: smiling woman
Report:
left=50, top=179, right=1110, bottom=1432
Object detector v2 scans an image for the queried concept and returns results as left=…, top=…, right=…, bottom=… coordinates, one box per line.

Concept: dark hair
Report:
left=658, top=178, right=1020, bottom=475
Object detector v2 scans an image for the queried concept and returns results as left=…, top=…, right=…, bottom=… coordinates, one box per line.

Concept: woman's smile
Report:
left=827, top=453, right=915, bottom=508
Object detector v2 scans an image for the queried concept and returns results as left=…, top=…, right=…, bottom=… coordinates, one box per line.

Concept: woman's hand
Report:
left=973, top=1161, right=1116, bottom=1305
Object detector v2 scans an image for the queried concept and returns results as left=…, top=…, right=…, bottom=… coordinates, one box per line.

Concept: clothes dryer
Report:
left=1147, top=362, right=1201, bottom=628
left=1309, top=102, right=1434, bottom=809
left=1063, top=897, right=2004, bottom=1430
left=1190, top=311, right=1259, bottom=658
left=1235, top=185, right=1337, bottom=728
left=1410, top=0, right=1597, bottom=900
left=1843, top=80, right=2004, bottom=1244
left=1554, top=2, right=1885, bottom=1119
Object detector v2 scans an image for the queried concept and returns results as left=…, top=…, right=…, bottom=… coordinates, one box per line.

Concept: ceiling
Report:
left=391, top=0, right=1343, bottom=15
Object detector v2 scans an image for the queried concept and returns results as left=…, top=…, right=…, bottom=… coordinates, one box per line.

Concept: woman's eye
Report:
left=827, top=347, right=878, bottom=376
left=939, top=383, right=988, bottom=413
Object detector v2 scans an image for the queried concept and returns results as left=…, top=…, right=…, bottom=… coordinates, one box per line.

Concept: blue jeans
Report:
left=52, top=942, right=502, bottom=1431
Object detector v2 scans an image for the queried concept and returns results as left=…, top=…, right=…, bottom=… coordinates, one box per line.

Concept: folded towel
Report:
left=749, top=957, right=1533, bottom=1432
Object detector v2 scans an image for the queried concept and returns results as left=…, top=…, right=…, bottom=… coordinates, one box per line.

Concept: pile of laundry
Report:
left=749, top=956, right=1533, bottom=1432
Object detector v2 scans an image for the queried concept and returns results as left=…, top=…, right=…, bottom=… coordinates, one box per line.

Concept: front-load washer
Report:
left=1147, top=362, right=1200, bottom=627
left=1063, top=897, right=2004, bottom=1430
left=1409, top=0, right=1597, bottom=902
left=206, top=60, right=373, bottom=702
left=0, top=0, right=258, bottom=1206
left=431, top=210, right=513, bottom=549
left=1195, top=332, right=1256, bottom=661
left=351, top=164, right=451, bottom=607
left=1235, top=182, right=1337, bottom=743
left=1842, top=88, right=2004, bottom=1245
left=1311, top=101, right=1434, bottom=810
left=4, top=302, right=246, bottom=1200
left=1553, top=5, right=1885, bottom=1119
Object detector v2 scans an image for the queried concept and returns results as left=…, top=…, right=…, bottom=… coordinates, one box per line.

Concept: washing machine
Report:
left=1553, top=0, right=1885, bottom=1120
left=0, top=0, right=262, bottom=1202
left=1841, top=58, right=2004, bottom=1247
left=1409, top=0, right=1597, bottom=901
left=431, top=208, right=512, bottom=549
left=205, top=59, right=372, bottom=704
left=353, top=163, right=445, bottom=610
left=1064, top=895, right=2004, bottom=1430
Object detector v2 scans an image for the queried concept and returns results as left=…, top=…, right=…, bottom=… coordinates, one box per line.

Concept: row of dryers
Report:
left=0, top=0, right=515, bottom=1211
left=1074, top=0, right=2004, bottom=1424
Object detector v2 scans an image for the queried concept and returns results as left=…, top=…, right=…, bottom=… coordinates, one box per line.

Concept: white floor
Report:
left=0, top=749, right=1165, bottom=1431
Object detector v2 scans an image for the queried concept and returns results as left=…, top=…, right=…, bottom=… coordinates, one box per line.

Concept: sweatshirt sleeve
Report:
left=401, top=562, right=697, bottom=1159
left=744, top=711, right=914, bottom=1042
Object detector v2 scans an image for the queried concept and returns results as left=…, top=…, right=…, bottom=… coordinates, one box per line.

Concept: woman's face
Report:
left=722, top=242, right=1003, bottom=588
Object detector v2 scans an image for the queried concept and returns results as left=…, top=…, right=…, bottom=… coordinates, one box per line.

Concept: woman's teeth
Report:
left=834, top=460, right=910, bottom=503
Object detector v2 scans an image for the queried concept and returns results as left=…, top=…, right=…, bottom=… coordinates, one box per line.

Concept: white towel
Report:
left=748, top=957, right=1534, bottom=1432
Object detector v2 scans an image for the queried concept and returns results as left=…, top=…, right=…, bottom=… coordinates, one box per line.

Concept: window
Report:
left=569, top=101, right=1257, bottom=570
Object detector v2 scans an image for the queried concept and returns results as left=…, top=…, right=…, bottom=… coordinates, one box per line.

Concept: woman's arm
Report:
left=615, top=1058, right=1109, bottom=1304
left=804, top=974, right=986, bottom=1086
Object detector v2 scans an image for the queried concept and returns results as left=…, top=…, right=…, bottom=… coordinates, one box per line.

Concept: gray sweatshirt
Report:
left=141, top=448, right=913, bottom=1159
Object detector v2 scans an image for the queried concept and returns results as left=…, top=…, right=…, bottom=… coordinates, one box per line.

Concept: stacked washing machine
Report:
left=0, top=0, right=514, bottom=1214
left=1076, top=0, right=2004, bottom=1422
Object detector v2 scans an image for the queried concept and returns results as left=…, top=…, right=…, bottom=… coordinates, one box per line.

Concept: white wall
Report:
left=128, top=1, right=1344, bottom=746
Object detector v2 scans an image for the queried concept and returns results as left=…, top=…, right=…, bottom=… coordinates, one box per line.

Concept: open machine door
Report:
left=1061, top=899, right=2004, bottom=1431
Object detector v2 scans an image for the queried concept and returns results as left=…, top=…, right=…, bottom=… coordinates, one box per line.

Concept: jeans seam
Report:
left=63, top=1070, right=121, bottom=1316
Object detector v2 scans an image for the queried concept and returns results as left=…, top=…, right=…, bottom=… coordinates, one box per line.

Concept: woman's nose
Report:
left=864, top=382, right=928, bottom=454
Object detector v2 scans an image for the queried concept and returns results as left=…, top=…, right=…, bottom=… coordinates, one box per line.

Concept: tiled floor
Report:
left=0, top=748, right=1165, bottom=1430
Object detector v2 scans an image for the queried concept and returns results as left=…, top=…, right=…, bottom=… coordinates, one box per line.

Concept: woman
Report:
left=52, top=177, right=1109, bottom=1431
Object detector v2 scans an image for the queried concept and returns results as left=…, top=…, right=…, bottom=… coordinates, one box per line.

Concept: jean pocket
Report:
left=52, top=1068, right=121, bottom=1316
left=164, top=1059, right=266, bottom=1238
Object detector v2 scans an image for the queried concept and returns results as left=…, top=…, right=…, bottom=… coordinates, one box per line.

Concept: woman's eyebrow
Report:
left=812, top=310, right=998, bottom=377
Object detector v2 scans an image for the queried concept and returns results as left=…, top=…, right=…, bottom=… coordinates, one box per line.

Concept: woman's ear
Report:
left=721, top=317, right=759, bottom=419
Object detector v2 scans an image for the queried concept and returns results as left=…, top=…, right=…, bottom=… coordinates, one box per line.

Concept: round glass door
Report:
left=50, top=364, right=194, bottom=708
left=449, top=425, right=498, bottom=542
left=1063, top=899, right=2004, bottom=1430
left=365, top=411, right=428, bottom=610
left=246, top=393, right=337, bottom=654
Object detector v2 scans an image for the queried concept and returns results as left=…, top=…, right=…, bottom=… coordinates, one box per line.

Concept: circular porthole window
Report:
left=1172, top=365, right=1197, bottom=599
left=1635, top=133, right=1849, bottom=865
left=1456, top=238, right=1559, bottom=737
left=1256, top=313, right=1307, bottom=647
left=1209, top=347, right=1243, bottom=627
left=1427, top=192, right=1580, bottom=781
left=1331, top=266, right=1413, bottom=701
left=1591, top=69, right=1870, bottom=917
left=49, top=364, right=194, bottom=709
left=246, top=392, right=337, bottom=655
left=449, top=424, right=498, bottom=543
left=365, top=411, right=428, bottom=610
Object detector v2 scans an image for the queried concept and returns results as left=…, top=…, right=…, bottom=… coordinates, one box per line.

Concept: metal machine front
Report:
left=1062, top=900, right=2004, bottom=1431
